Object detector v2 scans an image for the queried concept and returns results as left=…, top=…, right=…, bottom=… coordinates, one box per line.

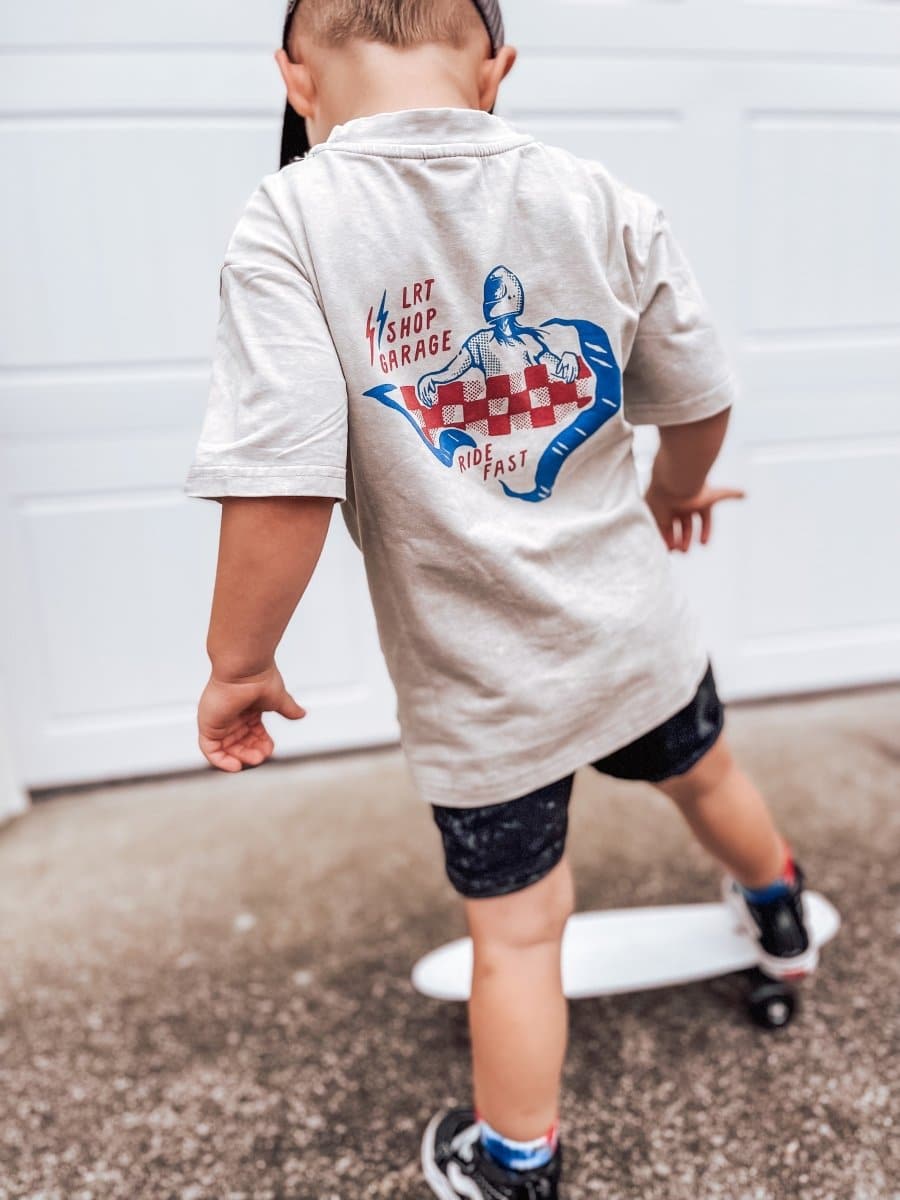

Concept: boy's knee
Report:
left=655, top=733, right=735, bottom=804
left=465, top=857, right=575, bottom=951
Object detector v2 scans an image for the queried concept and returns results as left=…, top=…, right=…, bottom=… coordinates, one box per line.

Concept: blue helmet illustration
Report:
left=483, top=266, right=525, bottom=323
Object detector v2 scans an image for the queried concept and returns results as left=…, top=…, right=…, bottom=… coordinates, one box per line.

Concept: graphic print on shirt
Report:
left=363, top=266, right=621, bottom=503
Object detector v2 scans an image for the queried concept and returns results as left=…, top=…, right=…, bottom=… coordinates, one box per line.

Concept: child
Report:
left=184, top=2, right=818, bottom=1196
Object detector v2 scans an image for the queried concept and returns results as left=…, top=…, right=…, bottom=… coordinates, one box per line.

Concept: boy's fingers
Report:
left=214, top=754, right=244, bottom=772
left=201, top=741, right=244, bottom=772
left=253, top=727, right=273, bottom=752
left=700, top=507, right=712, bottom=544
left=231, top=744, right=267, bottom=766
left=228, top=721, right=273, bottom=764
left=712, top=487, right=746, bottom=503
left=201, top=731, right=269, bottom=771
left=277, top=692, right=307, bottom=721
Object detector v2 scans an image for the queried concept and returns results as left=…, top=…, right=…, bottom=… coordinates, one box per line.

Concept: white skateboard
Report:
left=412, top=891, right=840, bottom=1028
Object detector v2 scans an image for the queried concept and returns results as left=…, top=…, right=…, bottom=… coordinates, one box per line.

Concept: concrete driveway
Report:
left=1, top=684, right=897, bottom=1199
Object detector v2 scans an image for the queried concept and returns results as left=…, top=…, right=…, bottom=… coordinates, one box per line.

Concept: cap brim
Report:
left=280, top=99, right=310, bottom=168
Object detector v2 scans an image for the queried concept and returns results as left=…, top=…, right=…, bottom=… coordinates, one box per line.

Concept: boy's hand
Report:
left=197, top=663, right=306, bottom=773
left=644, top=478, right=746, bottom=553
left=417, top=374, right=439, bottom=407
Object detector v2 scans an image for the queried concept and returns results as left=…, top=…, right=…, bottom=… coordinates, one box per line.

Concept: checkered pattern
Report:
left=404, top=358, right=593, bottom=443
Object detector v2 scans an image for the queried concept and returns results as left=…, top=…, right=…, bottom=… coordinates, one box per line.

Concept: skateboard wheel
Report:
left=746, top=970, right=796, bottom=1029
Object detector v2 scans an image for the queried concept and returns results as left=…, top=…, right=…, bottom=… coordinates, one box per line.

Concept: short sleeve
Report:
left=184, top=180, right=348, bottom=501
left=623, top=208, right=738, bottom=427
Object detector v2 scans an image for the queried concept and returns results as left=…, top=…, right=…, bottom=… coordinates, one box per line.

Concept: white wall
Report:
left=1, top=1, right=898, bottom=791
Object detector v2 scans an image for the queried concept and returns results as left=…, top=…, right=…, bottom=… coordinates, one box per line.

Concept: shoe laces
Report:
left=449, top=1121, right=556, bottom=1198
left=450, top=1120, right=482, bottom=1163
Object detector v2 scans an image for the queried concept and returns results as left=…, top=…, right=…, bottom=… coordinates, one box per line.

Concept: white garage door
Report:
left=1, top=1, right=898, bottom=791
left=501, top=2, right=900, bottom=703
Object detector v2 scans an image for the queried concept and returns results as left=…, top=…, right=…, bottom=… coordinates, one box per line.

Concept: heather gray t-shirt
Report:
left=185, top=107, right=737, bottom=809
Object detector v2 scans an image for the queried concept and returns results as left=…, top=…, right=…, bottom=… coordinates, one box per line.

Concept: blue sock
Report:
left=740, top=851, right=796, bottom=904
left=477, top=1113, right=559, bottom=1172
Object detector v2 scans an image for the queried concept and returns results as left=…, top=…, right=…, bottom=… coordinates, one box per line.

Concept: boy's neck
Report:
left=313, top=41, right=484, bottom=140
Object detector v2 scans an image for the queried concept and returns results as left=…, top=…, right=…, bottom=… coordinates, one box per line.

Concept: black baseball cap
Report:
left=279, top=0, right=506, bottom=168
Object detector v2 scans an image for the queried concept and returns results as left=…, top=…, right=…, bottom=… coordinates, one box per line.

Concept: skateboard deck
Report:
left=411, top=891, right=840, bottom=1002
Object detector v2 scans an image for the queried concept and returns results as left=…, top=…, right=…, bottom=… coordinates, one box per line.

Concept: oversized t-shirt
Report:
left=184, top=107, right=738, bottom=809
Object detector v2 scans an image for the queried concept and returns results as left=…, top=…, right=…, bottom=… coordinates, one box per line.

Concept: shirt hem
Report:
left=625, top=374, right=738, bottom=427
left=410, top=650, right=711, bottom=809
left=184, top=467, right=346, bottom=501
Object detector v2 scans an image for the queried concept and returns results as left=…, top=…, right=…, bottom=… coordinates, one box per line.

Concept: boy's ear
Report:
left=478, top=45, right=517, bottom=113
left=274, top=47, right=317, bottom=120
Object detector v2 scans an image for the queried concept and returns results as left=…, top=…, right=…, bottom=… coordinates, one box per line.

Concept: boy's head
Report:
left=275, top=0, right=513, bottom=166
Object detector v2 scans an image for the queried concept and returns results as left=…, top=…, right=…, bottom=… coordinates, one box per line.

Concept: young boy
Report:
left=184, top=2, right=818, bottom=1196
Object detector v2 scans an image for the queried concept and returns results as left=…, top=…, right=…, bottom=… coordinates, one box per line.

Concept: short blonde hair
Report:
left=290, top=0, right=486, bottom=53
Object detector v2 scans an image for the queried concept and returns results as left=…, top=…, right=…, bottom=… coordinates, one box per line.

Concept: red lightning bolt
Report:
left=365, top=306, right=377, bottom=366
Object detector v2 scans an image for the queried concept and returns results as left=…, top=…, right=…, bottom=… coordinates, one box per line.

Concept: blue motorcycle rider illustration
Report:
left=416, top=266, right=580, bottom=407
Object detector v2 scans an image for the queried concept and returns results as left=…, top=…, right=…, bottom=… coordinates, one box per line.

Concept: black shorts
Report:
left=431, top=658, right=725, bottom=899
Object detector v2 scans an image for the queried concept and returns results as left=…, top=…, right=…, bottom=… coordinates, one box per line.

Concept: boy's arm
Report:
left=207, top=496, right=335, bottom=682
left=196, top=496, right=336, bottom=772
left=645, top=408, right=745, bottom=553
left=184, top=178, right=350, bottom=772
left=623, top=204, right=745, bottom=550
left=650, top=408, right=731, bottom=500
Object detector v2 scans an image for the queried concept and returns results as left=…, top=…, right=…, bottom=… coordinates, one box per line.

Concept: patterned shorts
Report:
left=430, top=658, right=725, bottom=899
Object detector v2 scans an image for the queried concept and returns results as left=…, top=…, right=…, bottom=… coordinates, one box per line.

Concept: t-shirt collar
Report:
left=307, top=107, right=532, bottom=157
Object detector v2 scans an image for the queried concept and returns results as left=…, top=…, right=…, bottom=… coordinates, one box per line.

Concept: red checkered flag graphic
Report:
left=403, top=359, right=595, bottom=444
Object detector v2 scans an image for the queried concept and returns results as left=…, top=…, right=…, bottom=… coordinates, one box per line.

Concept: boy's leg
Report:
left=592, top=659, right=816, bottom=979
left=424, top=778, right=574, bottom=1196
left=464, top=852, right=575, bottom=1139
left=652, top=730, right=818, bottom=976
left=652, top=732, right=787, bottom=889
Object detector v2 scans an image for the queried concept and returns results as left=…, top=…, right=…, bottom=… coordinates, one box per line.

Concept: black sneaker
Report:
left=723, top=861, right=819, bottom=980
left=421, top=1107, right=562, bottom=1200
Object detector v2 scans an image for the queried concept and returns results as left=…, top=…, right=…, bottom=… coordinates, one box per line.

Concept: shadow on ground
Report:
left=0, top=686, right=897, bottom=1199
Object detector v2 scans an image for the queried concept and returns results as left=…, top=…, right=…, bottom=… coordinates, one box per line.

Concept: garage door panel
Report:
left=0, top=370, right=208, bottom=438
left=274, top=521, right=374, bottom=697
left=744, top=115, right=900, bottom=333
left=1, top=1, right=286, bottom=48
left=506, top=58, right=705, bottom=111
left=742, top=443, right=900, bottom=639
left=5, top=492, right=394, bottom=787
left=17, top=488, right=369, bottom=716
left=2, top=417, right=398, bottom=786
left=504, top=2, right=900, bottom=56
left=19, top=491, right=216, bottom=718
left=0, top=52, right=279, bottom=113
left=5, top=432, right=196, bottom=494
left=737, top=345, right=899, bottom=440
left=0, top=121, right=277, bottom=368
left=731, top=630, right=900, bottom=701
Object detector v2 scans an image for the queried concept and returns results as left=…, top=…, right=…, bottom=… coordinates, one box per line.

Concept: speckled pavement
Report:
left=1, top=685, right=897, bottom=1200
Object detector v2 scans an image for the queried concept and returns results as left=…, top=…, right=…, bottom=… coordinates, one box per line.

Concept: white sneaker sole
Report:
left=722, top=875, right=820, bottom=981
